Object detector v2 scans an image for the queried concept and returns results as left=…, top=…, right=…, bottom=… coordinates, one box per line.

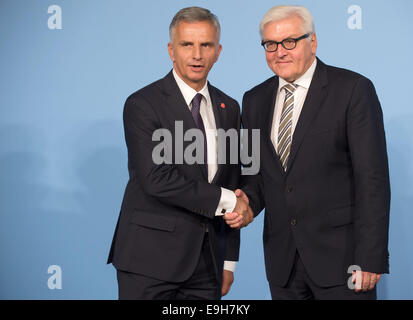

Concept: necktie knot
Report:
left=283, top=83, right=298, bottom=95
left=191, top=93, right=203, bottom=112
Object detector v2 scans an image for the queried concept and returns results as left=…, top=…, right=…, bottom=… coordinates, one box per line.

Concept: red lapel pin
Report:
left=220, top=102, right=226, bottom=109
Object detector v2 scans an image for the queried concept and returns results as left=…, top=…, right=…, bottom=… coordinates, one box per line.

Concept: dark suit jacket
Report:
left=241, top=58, right=390, bottom=287
left=107, top=71, right=241, bottom=285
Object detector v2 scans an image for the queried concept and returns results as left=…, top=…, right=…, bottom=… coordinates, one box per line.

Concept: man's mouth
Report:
left=190, top=64, right=205, bottom=71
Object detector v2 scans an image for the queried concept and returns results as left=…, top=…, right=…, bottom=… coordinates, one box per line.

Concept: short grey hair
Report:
left=169, top=6, right=221, bottom=41
left=259, top=5, right=315, bottom=38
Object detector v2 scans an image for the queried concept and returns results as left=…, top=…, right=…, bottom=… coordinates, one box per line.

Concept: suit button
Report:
left=286, top=186, right=293, bottom=193
left=291, top=218, right=297, bottom=226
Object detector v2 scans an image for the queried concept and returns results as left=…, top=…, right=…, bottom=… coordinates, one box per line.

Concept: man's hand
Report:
left=352, top=271, right=382, bottom=292
left=221, top=270, right=234, bottom=296
left=223, top=189, right=254, bottom=229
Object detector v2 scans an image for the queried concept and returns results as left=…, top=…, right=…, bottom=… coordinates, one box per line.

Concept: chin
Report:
left=276, top=72, right=292, bottom=81
left=273, top=68, right=290, bottom=79
left=188, top=76, right=203, bottom=83
left=187, top=70, right=203, bottom=78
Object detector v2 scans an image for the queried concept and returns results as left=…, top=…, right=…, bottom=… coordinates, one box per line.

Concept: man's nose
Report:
left=192, top=45, right=202, bottom=60
left=276, top=45, right=288, bottom=58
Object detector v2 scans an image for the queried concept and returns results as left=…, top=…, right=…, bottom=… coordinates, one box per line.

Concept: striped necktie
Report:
left=277, top=83, right=297, bottom=171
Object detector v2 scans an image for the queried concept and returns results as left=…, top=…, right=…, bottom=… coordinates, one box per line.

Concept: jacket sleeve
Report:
left=224, top=100, right=242, bottom=262
left=347, top=76, right=391, bottom=274
left=240, top=91, right=266, bottom=217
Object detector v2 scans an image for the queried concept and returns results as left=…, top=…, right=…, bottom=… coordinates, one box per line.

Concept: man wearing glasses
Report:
left=225, top=5, right=390, bottom=299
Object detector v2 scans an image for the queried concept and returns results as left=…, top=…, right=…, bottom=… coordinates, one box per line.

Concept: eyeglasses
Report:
left=261, top=33, right=312, bottom=52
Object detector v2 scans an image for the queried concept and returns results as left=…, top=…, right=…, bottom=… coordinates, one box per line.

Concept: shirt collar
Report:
left=279, top=58, right=317, bottom=91
left=172, top=69, right=209, bottom=106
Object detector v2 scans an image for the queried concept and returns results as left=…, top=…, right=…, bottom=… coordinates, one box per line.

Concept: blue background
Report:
left=1, top=0, right=412, bottom=299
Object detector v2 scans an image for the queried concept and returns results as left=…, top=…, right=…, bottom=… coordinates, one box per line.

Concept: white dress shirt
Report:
left=173, top=70, right=237, bottom=272
left=271, top=59, right=317, bottom=151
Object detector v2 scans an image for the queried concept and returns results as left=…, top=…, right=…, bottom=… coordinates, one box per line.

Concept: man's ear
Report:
left=215, top=44, right=222, bottom=62
left=311, top=33, right=317, bottom=56
left=168, top=42, right=175, bottom=63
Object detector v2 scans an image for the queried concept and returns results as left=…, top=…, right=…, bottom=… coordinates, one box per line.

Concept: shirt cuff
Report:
left=215, top=188, right=237, bottom=216
left=224, top=261, right=236, bottom=272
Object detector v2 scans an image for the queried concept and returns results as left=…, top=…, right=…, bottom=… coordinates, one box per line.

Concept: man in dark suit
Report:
left=107, top=7, right=249, bottom=299
left=225, top=5, right=390, bottom=299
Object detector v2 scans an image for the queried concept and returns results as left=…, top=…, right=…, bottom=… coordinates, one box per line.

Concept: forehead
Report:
left=262, top=15, right=304, bottom=40
left=173, top=20, right=218, bottom=40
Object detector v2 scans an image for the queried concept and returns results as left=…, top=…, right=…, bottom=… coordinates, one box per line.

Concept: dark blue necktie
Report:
left=191, top=93, right=208, bottom=167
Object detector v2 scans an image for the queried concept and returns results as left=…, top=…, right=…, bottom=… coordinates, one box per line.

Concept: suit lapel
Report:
left=286, top=59, right=329, bottom=174
left=161, top=71, right=208, bottom=180
left=208, top=83, right=225, bottom=184
left=162, top=71, right=195, bottom=126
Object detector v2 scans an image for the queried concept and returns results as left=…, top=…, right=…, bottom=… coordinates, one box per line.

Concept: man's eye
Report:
left=266, top=42, right=277, bottom=48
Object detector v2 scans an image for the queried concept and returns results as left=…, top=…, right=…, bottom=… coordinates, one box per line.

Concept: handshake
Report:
left=223, top=189, right=254, bottom=229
